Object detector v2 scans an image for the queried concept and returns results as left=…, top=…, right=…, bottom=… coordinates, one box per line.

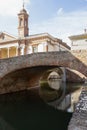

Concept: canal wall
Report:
left=68, top=87, right=87, bottom=130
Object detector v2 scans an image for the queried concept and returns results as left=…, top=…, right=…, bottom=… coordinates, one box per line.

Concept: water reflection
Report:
left=48, top=79, right=62, bottom=90
left=0, top=117, right=15, bottom=130
left=0, top=89, right=72, bottom=130
left=0, top=79, right=83, bottom=130
left=39, top=80, right=63, bottom=102
left=39, top=80, right=83, bottom=112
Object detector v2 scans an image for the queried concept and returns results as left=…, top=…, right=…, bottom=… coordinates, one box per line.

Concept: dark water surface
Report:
left=0, top=82, right=83, bottom=130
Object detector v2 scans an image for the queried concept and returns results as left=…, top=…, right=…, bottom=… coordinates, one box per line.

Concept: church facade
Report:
left=0, top=6, right=70, bottom=59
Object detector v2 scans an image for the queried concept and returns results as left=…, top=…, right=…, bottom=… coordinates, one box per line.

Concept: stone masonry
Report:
left=68, top=86, right=87, bottom=130
left=0, top=50, right=87, bottom=128
left=0, top=50, right=87, bottom=94
left=0, top=50, right=87, bottom=79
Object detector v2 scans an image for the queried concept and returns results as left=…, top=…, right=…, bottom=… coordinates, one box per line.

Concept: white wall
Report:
left=28, top=41, right=69, bottom=53
left=28, top=46, right=32, bottom=53
left=48, top=44, right=54, bottom=51
left=38, top=43, right=44, bottom=52
left=71, top=39, right=87, bottom=50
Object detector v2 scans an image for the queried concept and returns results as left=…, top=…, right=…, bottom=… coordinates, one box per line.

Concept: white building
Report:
left=0, top=5, right=70, bottom=59
left=69, top=30, right=87, bottom=50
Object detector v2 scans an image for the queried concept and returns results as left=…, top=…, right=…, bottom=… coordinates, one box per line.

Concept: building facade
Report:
left=69, top=30, right=87, bottom=50
left=0, top=6, right=70, bottom=59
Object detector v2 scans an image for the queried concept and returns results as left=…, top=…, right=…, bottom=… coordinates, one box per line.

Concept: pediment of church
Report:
left=0, top=32, right=16, bottom=42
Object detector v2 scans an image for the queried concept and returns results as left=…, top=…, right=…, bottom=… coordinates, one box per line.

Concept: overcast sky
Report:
left=0, top=0, right=87, bottom=46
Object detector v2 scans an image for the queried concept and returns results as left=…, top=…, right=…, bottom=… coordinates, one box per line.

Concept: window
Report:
left=32, top=46, right=38, bottom=53
left=20, top=18, right=23, bottom=26
left=2, top=35, right=5, bottom=40
left=25, top=19, right=27, bottom=26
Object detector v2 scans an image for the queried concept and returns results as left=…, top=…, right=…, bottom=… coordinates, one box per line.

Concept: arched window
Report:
left=25, top=19, right=27, bottom=26
left=20, top=18, right=23, bottom=26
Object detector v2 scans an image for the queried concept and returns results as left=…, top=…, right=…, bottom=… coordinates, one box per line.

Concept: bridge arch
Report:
left=0, top=51, right=87, bottom=94
left=66, top=68, right=86, bottom=83
left=0, top=66, right=61, bottom=94
left=0, top=51, right=87, bottom=79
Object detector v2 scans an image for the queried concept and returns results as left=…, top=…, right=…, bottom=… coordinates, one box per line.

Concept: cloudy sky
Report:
left=0, top=0, right=87, bottom=46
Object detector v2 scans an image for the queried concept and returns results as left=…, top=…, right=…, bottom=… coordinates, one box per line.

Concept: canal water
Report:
left=0, top=81, right=83, bottom=130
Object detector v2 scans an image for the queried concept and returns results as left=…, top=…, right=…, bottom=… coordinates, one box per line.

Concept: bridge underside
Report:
left=0, top=65, right=85, bottom=94
left=0, top=66, right=60, bottom=94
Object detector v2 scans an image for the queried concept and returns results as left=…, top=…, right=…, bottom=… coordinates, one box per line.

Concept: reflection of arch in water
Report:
left=47, top=82, right=66, bottom=107
left=39, top=80, right=66, bottom=103
left=48, top=80, right=62, bottom=90
left=40, top=68, right=64, bottom=81
left=48, top=71, right=61, bottom=80
left=39, top=68, right=66, bottom=102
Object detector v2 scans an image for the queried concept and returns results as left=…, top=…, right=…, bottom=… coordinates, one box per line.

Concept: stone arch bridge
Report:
left=0, top=50, right=87, bottom=94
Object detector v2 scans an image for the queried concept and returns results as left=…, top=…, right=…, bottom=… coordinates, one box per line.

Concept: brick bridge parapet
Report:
left=0, top=50, right=87, bottom=79
left=68, top=86, right=87, bottom=130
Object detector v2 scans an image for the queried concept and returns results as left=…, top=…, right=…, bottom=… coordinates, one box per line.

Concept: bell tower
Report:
left=18, top=3, right=29, bottom=38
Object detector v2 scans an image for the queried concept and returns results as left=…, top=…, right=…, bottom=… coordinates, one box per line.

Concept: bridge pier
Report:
left=61, top=67, right=66, bottom=82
